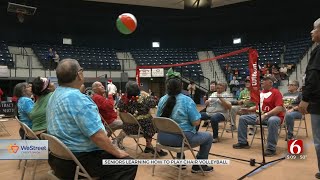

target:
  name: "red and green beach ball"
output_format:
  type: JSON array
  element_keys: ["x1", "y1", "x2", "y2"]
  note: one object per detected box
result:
[{"x1": 116, "y1": 13, "x2": 137, "y2": 35}]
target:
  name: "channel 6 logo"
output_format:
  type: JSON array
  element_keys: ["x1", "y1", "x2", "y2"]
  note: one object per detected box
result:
[{"x1": 288, "y1": 139, "x2": 303, "y2": 154}]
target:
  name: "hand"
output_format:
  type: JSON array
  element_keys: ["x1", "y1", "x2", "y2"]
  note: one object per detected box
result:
[
  {"x1": 298, "y1": 101, "x2": 309, "y2": 115},
  {"x1": 205, "y1": 100, "x2": 210, "y2": 106},
  {"x1": 217, "y1": 94, "x2": 222, "y2": 98},
  {"x1": 287, "y1": 108, "x2": 294, "y2": 113},
  {"x1": 256, "y1": 114, "x2": 267, "y2": 124},
  {"x1": 238, "y1": 100, "x2": 243, "y2": 105},
  {"x1": 115, "y1": 149, "x2": 130, "y2": 158}
]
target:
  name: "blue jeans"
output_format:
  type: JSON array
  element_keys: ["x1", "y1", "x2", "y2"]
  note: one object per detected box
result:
[
  {"x1": 238, "y1": 114, "x2": 280, "y2": 151},
  {"x1": 284, "y1": 111, "x2": 302, "y2": 139},
  {"x1": 157, "y1": 131, "x2": 213, "y2": 159},
  {"x1": 311, "y1": 114, "x2": 320, "y2": 172},
  {"x1": 200, "y1": 112, "x2": 225, "y2": 138}
]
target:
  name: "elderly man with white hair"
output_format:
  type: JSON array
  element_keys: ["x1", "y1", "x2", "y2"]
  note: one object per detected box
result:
[
  {"x1": 299, "y1": 17, "x2": 320, "y2": 179},
  {"x1": 91, "y1": 81, "x2": 126, "y2": 149}
]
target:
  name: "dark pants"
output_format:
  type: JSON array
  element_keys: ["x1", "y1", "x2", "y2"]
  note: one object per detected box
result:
[
  {"x1": 197, "y1": 112, "x2": 225, "y2": 138},
  {"x1": 48, "y1": 150, "x2": 138, "y2": 180}
]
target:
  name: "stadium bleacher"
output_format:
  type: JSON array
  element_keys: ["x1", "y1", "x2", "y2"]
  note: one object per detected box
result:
[{"x1": 0, "y1": 41, "x2": 14, "y2": 68}]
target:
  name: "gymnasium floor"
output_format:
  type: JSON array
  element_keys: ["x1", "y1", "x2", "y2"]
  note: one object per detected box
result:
[{"x1": 0, "y1": 106, "x2": 317, "y2": 180}]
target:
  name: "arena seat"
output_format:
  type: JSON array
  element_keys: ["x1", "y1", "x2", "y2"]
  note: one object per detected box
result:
[{"x1": 32, "y1": 44, "x2": 120, "y2": 70}]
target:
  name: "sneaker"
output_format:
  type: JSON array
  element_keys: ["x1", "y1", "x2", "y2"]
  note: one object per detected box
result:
[
  {"x1": 202, "y1": 122, "x2": 209, "y2": 127},
  {"x1": 212, "y1": 138, "x2": 219, "y2": 143},
  {"x1": 155, "y1": 150, "x2": 168, "y2": 157},
  {"x1": 144, "y1": 147, "x2": 155, "y2": 153},
  {"x1": 264, "y1": 149, "x2": 276, "y2": 157},
  {"x1": 191, "y1": 165, "x2": 214, "y2": 173},
  {"x1": 176, "y1": 165, "x2": 187, "y2": 170},
  {"x1": 315, "y1": 172, "x2": 320, "y2": 179},
  {"x1": 233, "y1": 142, "x2": 250, "y2": 149},
  {"x1": 248, "y1": 128, "x2": 255, "y2": 136}
]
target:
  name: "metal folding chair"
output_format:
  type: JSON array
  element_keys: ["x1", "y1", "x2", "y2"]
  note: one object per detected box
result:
[
  {"x1": 16, "y1": 119, "x2": 40, "y2": 180},
  {"x1": 40, "y1": 133, "x2": 95, "y2": 180},
  {"x1": 119, "y1": 112, "x2": 144, "y2": 157},
  {"x1": 152, "y1": 117, "x2": 205, "y2": 180}
]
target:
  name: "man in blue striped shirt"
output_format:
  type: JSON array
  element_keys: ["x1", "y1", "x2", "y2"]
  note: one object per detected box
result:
[{"x1": 47, "y1": 59, "x2": 137, "y2": 180}]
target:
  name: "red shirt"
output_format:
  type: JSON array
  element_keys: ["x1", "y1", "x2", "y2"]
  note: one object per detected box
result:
[
  {"x1": 258, "y1": 88, "x2": 285, "y2": 123},
  {"x1": 92, "y1": 94, "x2": 117, "y2": 124}
]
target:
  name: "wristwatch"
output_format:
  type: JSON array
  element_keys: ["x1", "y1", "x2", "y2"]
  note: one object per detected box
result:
[{"x1": 264, "y1": 112, "x2": 269, "y2": 117}]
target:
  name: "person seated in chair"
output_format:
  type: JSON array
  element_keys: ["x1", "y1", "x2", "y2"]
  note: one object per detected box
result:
[
  {"x1": 13, "y1": 82, "x2": 34, "y2": 139},
  {"x1": 230, "y1": 80, "x2": 256, "y2": 133},
  {"x1": 201, "y1": 81, "x2": 217, "y2": 127},
  {"x1": 91, "y1": 81, "x2": 126, "y2": 149},
  {"x1": 46, "y1": 59, "x2": 137, "y2": 179},
  {"x1": 118, "y1": 81, "x2": 168, "y2": 156},
  {"x1": 198, "y1": 82, "x2": 232, "y2": 143},
  {"x1": 233, "y1": 76, "x2": 285, "y2": 157},
  {"x1": 157, "y1": 68, "x2": 213, "y2": 173},
  {"x1": 29, "y1": 77, "x2": 55, "y2": 134},
  {"x1": 283, "y1": 80, "x2": 302, "y2": 140}
]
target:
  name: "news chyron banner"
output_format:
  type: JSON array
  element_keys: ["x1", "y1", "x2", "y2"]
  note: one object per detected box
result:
[{"x1": 0, "y1": 140, "x2": 48, "y2": 160}]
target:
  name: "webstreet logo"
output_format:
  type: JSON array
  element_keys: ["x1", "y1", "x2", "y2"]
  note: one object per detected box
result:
[{"x1": 7, "y1": 143, "x2": 19, "y2": 154}]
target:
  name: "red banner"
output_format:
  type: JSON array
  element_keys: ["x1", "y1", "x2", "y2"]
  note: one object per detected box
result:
[{"x1": 248, "y1": 49, "x2": 260, "y2": 104}]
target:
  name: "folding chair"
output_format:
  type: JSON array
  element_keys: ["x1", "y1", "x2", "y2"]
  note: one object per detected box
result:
[
  {"x1": 16, "y1": 120, "x2": 40, "y2": 180},
  {"x1": 205, "y1": 111, "x2": 234, "y2": 139},
  {"x1": 152, "y1": 117, "x2": 205, "y2": 180},
  {"x1": 250, "y1": 118, "x2": 287, "y2": 147},
  {"x1": 0, "y1": 115, "x2": 11, "y2": 136},
  {"x1": 40, "y1": 133, "x2": 95, "y2": 180},
  {"x1": 119, "y1": 112, "x2": 144, "y2": 157},
  {"x1": 294, "y1": 115, "x2": 308, "y2": 138},
  {"x1": 99, "y1": 114, "x2": 117, "y2": 139}
]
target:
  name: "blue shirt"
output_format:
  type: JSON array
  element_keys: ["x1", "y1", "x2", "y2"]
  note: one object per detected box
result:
[
  {"x1": 47, "y1": 86, "x2": 105, "y2": 153},
  {"x1": 157, "y1": 93, "x2": 200, "y2": 133},
  {"x1": 17, "y1": 97, "x2": 34, "y2": 128}
]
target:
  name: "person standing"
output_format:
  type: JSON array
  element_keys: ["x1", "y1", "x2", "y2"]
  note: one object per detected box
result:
[
  {"x1": 187, "y1": 81, "x2": 196, "y2": 101},
  {"x1": 107, "y1": 79, "x2": 117, "y2": 100},
  {"x1": 299, "y1": 17, "x2": 320, "y2": 179}
]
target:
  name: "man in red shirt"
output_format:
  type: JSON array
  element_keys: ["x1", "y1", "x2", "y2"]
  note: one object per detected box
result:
[
  {"x1": 233, "y1": 76, "x2": 285, "y2": 156},
  {"x1": 91, "y1": 81, "x2": 126, "y2": 148}
]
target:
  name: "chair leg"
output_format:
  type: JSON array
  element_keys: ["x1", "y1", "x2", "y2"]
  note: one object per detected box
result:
[
  {"x1": 18, "y1": 159, "x2": 22, "y2": 169},
  {"x1": 152, "y1": 145, "x2": 157, "y2": 176},
  {"x1": 304, "y1": 118, "x2": 308, "y2": 137},
  {"x1": 31, "y1": 160, "x2": 38, "y2": 180},
  {"x1": 220, "y1": 121, "x2": 227, "y2": 139},
  {"x1": 21, "y1": 160, "x2": 27, "y2": 180},
  {"x1": 250, "y1": 127, "x2": 258, "y2": 147},
  {"x1": 74, "y1": 166, "x2": 80, "y2": 180},
  {"x1": 295, "y1": 118, "x2": 303, "y2": 139}
]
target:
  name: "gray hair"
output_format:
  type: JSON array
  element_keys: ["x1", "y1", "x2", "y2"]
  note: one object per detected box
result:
[
  {"x1": 56, "y1": 59, "x2": 81, "y2": 85},
  {"x1": 13, "y1": 82, "x2": 29, "y2": 98},
  {"x1": 314, "y1": 18, "x2": 320, "y2": 28},
  {"x1": 91, "y1": 81, "x2": 100, "y2": 92},
  {"x1": 289, "y1": 80, "x2": 299, "y2": 87}
]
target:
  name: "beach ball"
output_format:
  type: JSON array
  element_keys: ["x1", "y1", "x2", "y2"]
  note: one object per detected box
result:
[{"x1": 116, "y1": 13, "x2": 137, "y2": 35}]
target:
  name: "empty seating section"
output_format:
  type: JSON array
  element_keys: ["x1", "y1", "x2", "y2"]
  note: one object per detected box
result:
[
  {"x1": 214, "y1": 42, "x2": 284, "y2": 80},
  {"x1": 32, "y1": 44, "x2": 121, "y2": 70},
  {"x1": 284, "y1": 37, "x2": 312, "y2": 64},
  {"x1": 0, "y1": 41, "x2": 14, "y2": 68},
  {"x1": 130, "y1": 48, "x2": 203, "y2": 81}
]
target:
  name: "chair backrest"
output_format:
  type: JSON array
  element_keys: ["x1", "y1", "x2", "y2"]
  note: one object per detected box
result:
[
  {"x1": 15, "y1": 117, "x2": 39, "y2": 140},
  {"x1": 152, "y1": 117, "x2": 183, "y2": 135},
  {"x1": 119, "y1": 112, "x2": 140, "y2": 125},
  {"x1": 40, "y1": 133, "x2": 92, "y2": 179}
]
